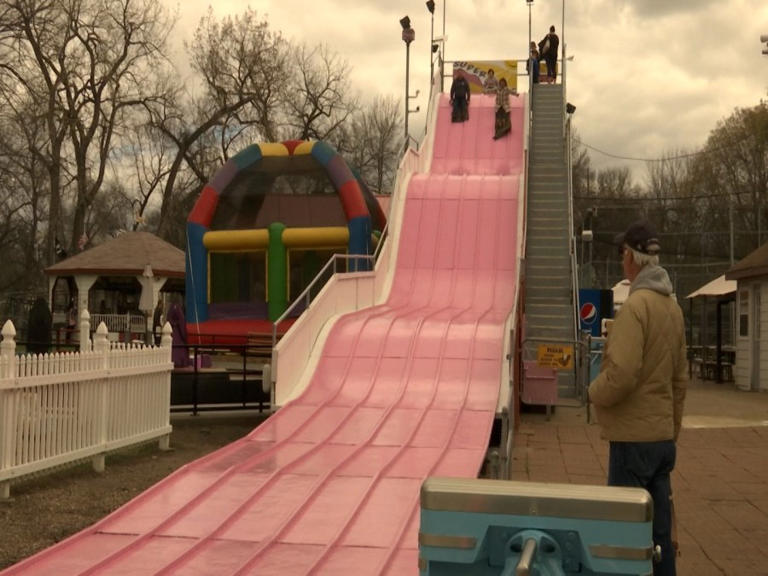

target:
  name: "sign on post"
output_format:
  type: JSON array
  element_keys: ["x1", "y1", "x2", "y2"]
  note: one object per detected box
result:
[{"x1": 537, "y1": 344, "x2": 574, "y2": 370}]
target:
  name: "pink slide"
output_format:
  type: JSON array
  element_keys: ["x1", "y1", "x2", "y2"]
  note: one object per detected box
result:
[{"x1": 3, "y1": 93, "x2": 525, "y2": 575}]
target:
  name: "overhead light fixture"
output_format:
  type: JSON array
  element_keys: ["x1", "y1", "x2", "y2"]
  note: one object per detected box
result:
[
  {"x1": 566, "y1": 102, "x2": 576, "y2": 115},
  {"x1": 432, "y1": 43, "x2": 439, "y2": 53},
  {"x1": 426, "y1": 0, "x2": 435, "y2": 14}
]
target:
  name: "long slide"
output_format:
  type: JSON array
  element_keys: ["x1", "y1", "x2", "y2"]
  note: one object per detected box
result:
[{"x1": 3, "y1": 92, "x2": 526, "y2": 575}]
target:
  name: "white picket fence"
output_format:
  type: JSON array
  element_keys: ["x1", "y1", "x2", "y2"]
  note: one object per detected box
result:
[{"x1": 0, "y1": 312, "x2": 174, "y2": 499}]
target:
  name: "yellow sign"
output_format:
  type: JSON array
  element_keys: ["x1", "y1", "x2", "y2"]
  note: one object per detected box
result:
[
  {"x1": 453, "y1": 60, "x2": 519, "y2": 92},
  {"x1": 537, "y1": 344, "x2": 573, "y2": 370}
]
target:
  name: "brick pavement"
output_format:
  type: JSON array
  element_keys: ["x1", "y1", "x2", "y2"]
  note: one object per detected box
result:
[{"x1": 512, "y1": 408, "x2": 768, "y2": 575}]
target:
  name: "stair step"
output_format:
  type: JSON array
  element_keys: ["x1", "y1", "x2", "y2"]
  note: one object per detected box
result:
[
  {"x1": 526, "y1": 264, "x2": 572, "y2": 274},
  {"x1": 525, "y1": 309, "x2": 573, "y2": 319}
]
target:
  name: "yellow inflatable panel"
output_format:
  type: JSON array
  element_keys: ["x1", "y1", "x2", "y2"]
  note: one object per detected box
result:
[
  {"x1": 203, "y1": 229, "x2": 270, "y2": 250},
  {"x1": 259, "y1": 142, "x2": 289, "y2": 157},
  {"x1": 282, "y1": 226, "x2": 349, "y2": 247},
  {"x1": 293, "y1": 141, "x2": 315, "y2": 155}
]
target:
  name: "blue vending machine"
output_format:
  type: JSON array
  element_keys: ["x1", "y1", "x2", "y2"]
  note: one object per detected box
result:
[{"x1": 578, "y1": 289, "x2": 613, "y2": 337}]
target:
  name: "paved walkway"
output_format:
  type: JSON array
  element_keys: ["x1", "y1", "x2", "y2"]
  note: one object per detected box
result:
[{"x1": 512, "y1": 378, "x2": 768, "y2": 576}]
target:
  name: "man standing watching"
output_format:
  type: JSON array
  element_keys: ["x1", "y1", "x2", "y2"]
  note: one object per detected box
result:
[{"x1": 589, "y1": 219, "x2": 687, "y2": 576}]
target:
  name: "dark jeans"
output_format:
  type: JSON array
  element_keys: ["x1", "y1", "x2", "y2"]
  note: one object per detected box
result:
[
  {"x1": 451, "y1": 98, "x2": 468, "y2": 122},
  {"x1": 608, "y1": 440, "x2": 676, "y2": 576},
  {"x1": 545, "y1": 56, "x2": 557, "y2": 81}
]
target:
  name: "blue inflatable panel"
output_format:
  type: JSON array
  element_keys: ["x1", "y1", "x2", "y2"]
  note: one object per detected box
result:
[
  {"x1": 347, "y1": 216, "x2": 372, "y2": 271},
  {"x1": 310, "y1": 140, "x2": 335, "y2": 166},
  {"x1": 232, "y1": 144, "x2": 262, "y2": 170},
  {"x1": 185, "y1": 222, "x2": 209, "y2": 323}
]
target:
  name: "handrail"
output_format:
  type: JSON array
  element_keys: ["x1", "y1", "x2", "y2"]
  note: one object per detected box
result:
[
  {"x1": 566, "y1": 115, "x2": 580, "y2": 348},
  {"x1": 271, "y1": 253, "x2": 375, "y2": 348},
  {"x1": 405, "y1": 134, "x2": 421, "y2": 152},
  {"x1": 373, "y1": 221, "x2": 389, "y2": 262}
]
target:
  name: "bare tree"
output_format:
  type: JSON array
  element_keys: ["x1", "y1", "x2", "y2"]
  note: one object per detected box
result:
[
  {"x1": 346, "y1": 95, "x2": 402, "y2": 193},
  {"x1": 694, "y1": 100, "x2": 768, "y2": 257},
  {"x1": 148, "y1": 8, "x2": 289, "y2": 238},
  {"x1": 0, "y1": 0, "x2": 173, "y2": 261},
  {"x1": 282, "y1": 43, "x2": 359, "y2": 143}
]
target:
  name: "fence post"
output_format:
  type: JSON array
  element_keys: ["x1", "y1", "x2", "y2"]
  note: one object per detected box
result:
[
  {"x1": 158, "y1": 322, "x2": 172, "y2": 451},
  {"x1": 1, "y1": 320, "x2": 16, "y2": 379},
  {"x1": 79, "y1": 309, "x2": 92, "y2": 353},
  {"x1": 92, "y1": 322, "x2": 110, "y2": 473},
  {"x1": 0, "y1": 321, "x2": 17, "y2": 499},
  {"x1": 161, "y1": 321, "x2": 172, "y2": 353}
]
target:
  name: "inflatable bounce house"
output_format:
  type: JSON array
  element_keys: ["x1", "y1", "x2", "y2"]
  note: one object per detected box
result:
[{"x1": 185, "y1": 140, "x2": 387, "y2": 344}]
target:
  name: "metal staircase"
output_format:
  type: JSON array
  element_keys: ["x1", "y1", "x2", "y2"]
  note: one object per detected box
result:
[{"x1": 523, "y1": 83, "x2": 578, "y2": 400}]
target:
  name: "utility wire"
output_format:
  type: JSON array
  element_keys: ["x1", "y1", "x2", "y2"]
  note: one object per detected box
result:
[
  {"x1": 573, "y1": 189, "x2": 757, "y2": 202},
  {"x1": 572, "y1": 134, "x2": 755, "y2": 163}
]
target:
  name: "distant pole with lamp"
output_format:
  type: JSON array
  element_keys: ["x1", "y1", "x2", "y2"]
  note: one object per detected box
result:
[
  {"x1": 526, "y1": 0, "x2": 533, "y2": 52},
  {"x1": 426, "y1": 1, "x2": 436, "y2": 84},
  {"x1": 442, "y1": 1, "x2": 446, "y2": 63},
  {"x1": 400, "y1": 16, "x2": 416, "y2": 147}
]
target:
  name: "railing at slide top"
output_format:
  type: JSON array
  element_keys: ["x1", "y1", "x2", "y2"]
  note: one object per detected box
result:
[
  {"x1": 0, "y1": 316, "x2": 173, "y2": 499},
  {"x1": 271, "y1": 224, "x2": 389, "y2": 350}
]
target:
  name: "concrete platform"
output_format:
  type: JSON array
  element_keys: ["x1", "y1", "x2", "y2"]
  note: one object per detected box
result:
[{"x1": 513, "y1": 378, "x2": 768, "y2": 575}]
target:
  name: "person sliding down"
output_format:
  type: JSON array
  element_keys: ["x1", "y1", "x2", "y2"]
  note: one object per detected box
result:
[
  {"x1": 493, "y1": 78, "x2": 518, "y2": 139},
  {"x1": 449, "y1": 69, "x2": 470, "y2": 122}
]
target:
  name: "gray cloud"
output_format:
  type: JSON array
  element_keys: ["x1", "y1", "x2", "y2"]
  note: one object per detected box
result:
[{"x1": 169, "y1": 0, "x2": 768, "y2": 181}]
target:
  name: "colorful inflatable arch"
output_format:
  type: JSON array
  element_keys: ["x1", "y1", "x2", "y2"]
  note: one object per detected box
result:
[{"x1": 185, "y1": 140, "x2": 386, "y2": 343}]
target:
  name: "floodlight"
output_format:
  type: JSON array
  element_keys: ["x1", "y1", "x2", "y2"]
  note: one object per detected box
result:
[
  {"x1": 400, "y1": 16, "x2": 411, "y2": 30},
  {"x1": 426, "y1": 1, "x2": 435, "y2": 14}
]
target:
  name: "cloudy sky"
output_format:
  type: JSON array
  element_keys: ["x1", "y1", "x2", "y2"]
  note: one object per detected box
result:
[{"x1": 167, "y1": 0, "x2": 768, "y2": 182}]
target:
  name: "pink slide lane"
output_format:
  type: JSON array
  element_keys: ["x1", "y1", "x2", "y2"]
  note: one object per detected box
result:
[{"x1": 2, "y1": 93, "x2": 525, "y2": 575}]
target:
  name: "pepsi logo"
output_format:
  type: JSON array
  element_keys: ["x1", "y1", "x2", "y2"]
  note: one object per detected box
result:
[{"x1": 580, "y1": 302, "x2": 597, "y2": 325}]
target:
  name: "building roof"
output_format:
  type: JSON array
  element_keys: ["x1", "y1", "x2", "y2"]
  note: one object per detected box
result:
[
  {"x1": 725, "y1": 241, "x2": 768, "y2": 281},
  {"x1": 45, "y1": 232, "x2": 185, "y2": 278},
  {"x1": 686, "y1": 274, "x2": 737, "y2": 299}
]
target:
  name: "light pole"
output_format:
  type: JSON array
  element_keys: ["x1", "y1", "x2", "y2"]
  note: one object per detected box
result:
[
  {"x1": 442, "y1": 1, "x2": 446, "y2": 64},
  {"x1": 401, "y1": 16, "x2": 415, "y2": 146},
  {"x1": 561, "y1": 0, "x2": 566, "y2": 87},
  {"x1": 762, "y1": 34, "x2": 768, "y2": 55},
  {"x1": 526, "y1": 0, "x2": 533, "y2": 53},
  {"x1": 426, "y1": 1, "x2": 435, "y2": 83}
]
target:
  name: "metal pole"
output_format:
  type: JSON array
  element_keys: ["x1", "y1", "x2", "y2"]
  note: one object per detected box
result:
[
  {"x1": 528, "y1": 3, "x2": 531, "y2": 53},
  {"x1": 729, "y1": 192, "x2": 735, "y2": 266},
  {"x1": 405, "y1": 41, "x2": 410, "y2": 145},
  {"x1": 561, "y1": 0, "x2": 566, "y2": 86},
  {"x1": 430, "y1": 11, "x2": 434, "y2": 84},
  {"x1": 442, "y1": 0, "x2": 446, "y2": 63}
]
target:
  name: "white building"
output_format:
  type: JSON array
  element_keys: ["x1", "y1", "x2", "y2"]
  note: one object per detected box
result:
[{"x1": 725, "y1": 242, "x2": 768, "y2": 392}]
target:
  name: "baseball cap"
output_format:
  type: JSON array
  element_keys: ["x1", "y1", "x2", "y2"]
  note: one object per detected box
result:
[{"x1": 614, "y1": 219, "x2": 661, "y2": 255}]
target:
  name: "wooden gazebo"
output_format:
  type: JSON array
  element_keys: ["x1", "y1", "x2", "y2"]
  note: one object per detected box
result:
[{"x1": 45, "y1": 232, "x2": 185, "y2": 337}]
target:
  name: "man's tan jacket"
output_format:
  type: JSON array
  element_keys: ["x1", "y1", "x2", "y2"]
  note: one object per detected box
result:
[{"x1": 589, "y1": 265, "x2": 688, "y2": 442}]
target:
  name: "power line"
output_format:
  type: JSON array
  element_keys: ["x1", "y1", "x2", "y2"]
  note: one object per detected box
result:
[
  {"x1": 573, "y1": 135, "x2": 749, "y2": 163},
  {"x1": 574, "y1": 188, "x2": 757, "y2": 202}
]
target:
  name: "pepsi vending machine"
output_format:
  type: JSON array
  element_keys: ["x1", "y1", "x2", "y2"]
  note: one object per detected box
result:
[{"x1": 578, "y1": 289, "x2": 613, "y2": 337}]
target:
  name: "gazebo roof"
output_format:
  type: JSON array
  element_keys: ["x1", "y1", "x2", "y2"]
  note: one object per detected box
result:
[{"x1": 45, "y1": 231, "x2": 185, "y2": 278}]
